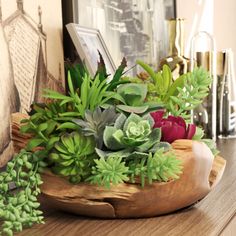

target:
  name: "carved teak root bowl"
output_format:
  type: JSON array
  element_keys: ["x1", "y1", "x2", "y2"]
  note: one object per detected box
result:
[{"x1": 40, "y1": 140, "x2": 226, "y2": 218}]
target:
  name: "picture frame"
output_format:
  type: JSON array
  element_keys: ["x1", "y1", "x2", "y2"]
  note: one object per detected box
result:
[
  {"x1": 66, "y1": 23, "x2": 116, "y2": 76},
  {"x1": 64, "y1": 0, "x2": 176, "y2": 76}
]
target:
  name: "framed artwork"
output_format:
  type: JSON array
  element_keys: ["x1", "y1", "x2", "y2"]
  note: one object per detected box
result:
[
  {"x1": 66, "y1": 23, "x2": 116, "y2": 76},
  {"x1": 0, "y1": 0, "x2": 65, "y2": 167},
  {"x1": 70, "y1": 0, "x2": 176, "y2": 75}
]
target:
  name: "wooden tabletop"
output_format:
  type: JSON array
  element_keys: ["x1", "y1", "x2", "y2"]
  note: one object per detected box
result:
[{"x1": 16, "y1": 139, "x2": 236, "y2": 236}]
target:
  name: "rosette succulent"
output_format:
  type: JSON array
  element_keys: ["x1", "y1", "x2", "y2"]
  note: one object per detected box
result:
[
  {"x1": 97, "y1": 113, "x2": 171, "y2": 159},
  {"x1": 151, "y1": 110, "x2": 196, "y2": 143},
  {"x1": 123, "y1": 119, "x2": 151, "y2": 146},
  {"x1": 73, "y1": 107, "x2": 119, "y2": 148},
  {"x1": 49, "y1": 132, "x2": 96, "y2": 183}
]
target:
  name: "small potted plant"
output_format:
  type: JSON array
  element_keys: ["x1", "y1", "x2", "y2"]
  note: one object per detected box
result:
[{"x1": 1, "y1": 58, "x2": 226, "y2": 235}]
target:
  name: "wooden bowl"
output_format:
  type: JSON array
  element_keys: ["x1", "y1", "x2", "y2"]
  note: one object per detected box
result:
[{"x1": 40, "y1": 140, "x2": 226, "y2": 218}]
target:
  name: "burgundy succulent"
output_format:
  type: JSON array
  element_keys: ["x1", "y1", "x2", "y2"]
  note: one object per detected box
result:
[{"x1": 150, "y1": 111, "x2": 196, "y2": 143}]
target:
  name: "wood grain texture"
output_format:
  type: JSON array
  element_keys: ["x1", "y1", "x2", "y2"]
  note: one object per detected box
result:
[
  {"x1": 220, "y1": 214, "x2": 236, "y2": 236},
  {"x1": 40, "y1": 140, "x2": 225, "y2": 218}
]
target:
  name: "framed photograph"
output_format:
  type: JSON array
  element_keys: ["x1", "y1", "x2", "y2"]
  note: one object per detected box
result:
[
  {"x1": 66, "y1": 23, "x2": 116, "y2": 76},
  {"x1": 67, "y1": 0, "x2": 176, "y2": 76}
]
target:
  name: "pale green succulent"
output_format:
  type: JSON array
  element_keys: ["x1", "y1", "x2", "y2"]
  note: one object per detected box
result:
[
  {"x1": 96, "y1": 113, "x2": 171, "y2": 160},
  {"x1": 116, "y1": 83, "x2": 163, "y2": 114},
  {"x1": 124, "y1": 120, "x2": 151, "y2": 145}
]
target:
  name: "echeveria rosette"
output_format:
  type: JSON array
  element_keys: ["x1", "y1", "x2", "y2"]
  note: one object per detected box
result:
[
  {"x1": 151, "y1": 111, "x2": 196, "y2": 143},
  {"x1": 97, "y1": 113, "x2": 171, "y2": 161},
  {"x1": 123, "y1": 120, "x2": 151, "y2": 146}
]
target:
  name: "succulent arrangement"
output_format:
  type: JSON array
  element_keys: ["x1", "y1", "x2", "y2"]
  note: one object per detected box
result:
[{"x1": 0, "y1": 57, "x2": 218, "y2": 235}]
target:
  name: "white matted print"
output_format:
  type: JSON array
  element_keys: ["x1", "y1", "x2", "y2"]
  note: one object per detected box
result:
[{"x1": 66, "y1": 23, "x2": 116, "y2": 76}]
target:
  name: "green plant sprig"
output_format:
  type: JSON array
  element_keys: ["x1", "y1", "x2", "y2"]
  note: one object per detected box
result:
[
  {"x1": 88, "y1": 156, "x2": 129, "y2": 189},
  {"x1": 128, "y1": 149, "x2": 182, "y2": 187},
  {"x1": 0, "y1": 150, "x2": 46, "y2": 236},
  {"x1": 167, "y1": 67, "x2": 212, "y2": 119},
  {"x1": 44, "y1": 73, "x2": 125, "y2": 119},
  {"x1": 192, "y1": 127, "x2": 220, "y2": 156},
  {"x1": 136, "y1": 60, "x2": 212, "y2": 119},
  {"x1": 89, "y1": 148, "x2": 182, "y2": 188}
]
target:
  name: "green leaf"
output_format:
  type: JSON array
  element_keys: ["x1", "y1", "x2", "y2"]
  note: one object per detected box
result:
[
  {"x1": 162, "y1": 64, "x2": 171, "y2": 91},
  {"x1": 57, "y1": 122, "x2": 79, "y2": 130},
  {"x1": 135, "y1": 128, "x2": 161, "y2": 152},
  {"x1": 26, "y1": 139, "x2": 45, "y2": 150},
  {"x1": 43, "y1": 89, "x2": 69, "y2": 100},
  {"x1": 117, "y1": 83, "x2": 147, "y2": 106},
  {"x1": 103, "y1": 126, "x2": 125, "y2": 150},
  {"x1": 114, "y1": 113, "x2": 127, "y2": 129},
  {"x1": 80, "y1": 74, "x2": 89, "y2": 108},
  {"x1": 164, "y1": 74, "x2": 185, "y2": 101},
  {"x1": 38, "y1": 123, "x2": 48, "y2": 132},
  {"x1": 117, "y1": 104, "x2": 149, "y2": 114},
  {"x1": 192, "y1": 127, "x2": 205, "y2": 140},
  {"x1": 136, "y1": 60, "x2": 156, "y2": 80}
]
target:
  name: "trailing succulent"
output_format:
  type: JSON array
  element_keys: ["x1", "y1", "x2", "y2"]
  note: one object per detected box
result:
[{"x1": 0, "y1": 150, "x2": 46, "y2": 236}]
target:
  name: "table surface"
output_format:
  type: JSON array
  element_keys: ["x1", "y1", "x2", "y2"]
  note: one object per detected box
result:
[{"x1": 16, "y1": 139, "x2": 236, "y2": 236}]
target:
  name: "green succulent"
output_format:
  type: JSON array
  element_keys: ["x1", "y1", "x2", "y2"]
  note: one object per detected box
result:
[
  {"x1": 116, "y1": 83, "x2": 163, "y2": 114},
  {"x1": 128, "y1": 149, "x2": 183, "y2": 187},
  {"x1": 103, "y1": 113, "x2": 163, "y2": 152},
  {"x1": 124, "y1": 120, "x2": 151, "y2": 145},
  {"x1": 88, "y1": 155, "x2": 129, "y2": 188},
  {"x1": 136, "y1": 60, "x2": 212, "y2": 119},
  {"x1": 49, "y1": 132, "x2": 96, "y2": 183},
  {"x1": 73, "y1": 107, "x2": 119, "y2": 148},
  {"x1": 44, "y1": 72, "x2": 125, "y2": 119}
]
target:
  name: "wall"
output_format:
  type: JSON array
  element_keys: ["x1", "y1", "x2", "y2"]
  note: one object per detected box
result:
[
  {"x1": 176, "y1": 0, "x2": 236, "y2": 64},
  {"x1": 176, "y1": 0, "x2": 214, "y2": 57},
  {"x1": 213, "y1": 0, "x2": 236, "y2": 53}
]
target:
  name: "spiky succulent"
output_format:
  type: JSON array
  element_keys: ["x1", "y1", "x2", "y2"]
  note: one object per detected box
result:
[
  {"x1": 88, "y1": 155, "x2": 129, "y2": 188},
  {"x1": 49, "y1": 132, "x2": 96, "y2": 183},
  {"x1": 73, "y1": 107, "x2": 119, "y2": 148}
]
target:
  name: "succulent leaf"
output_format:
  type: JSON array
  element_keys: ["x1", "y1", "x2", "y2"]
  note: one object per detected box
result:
[
  {"x1": 114, "y1": 113, "x2": 127, "y2": 129},
  {"x1": 116, "y1": 104, "x2": 149, "y2": 114},
  {"x1": 50, "y1": 132, "x2": 96, "y2": 181},
  {"x1": 117, "y1": 83, "x2": 147, "y2": 106},
  {"x1": 73, "y1": 107, "x2": 119, "y2": 148},
  {"x1": 103, "y1": 126, "x2": 125, "y2": 150}
]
